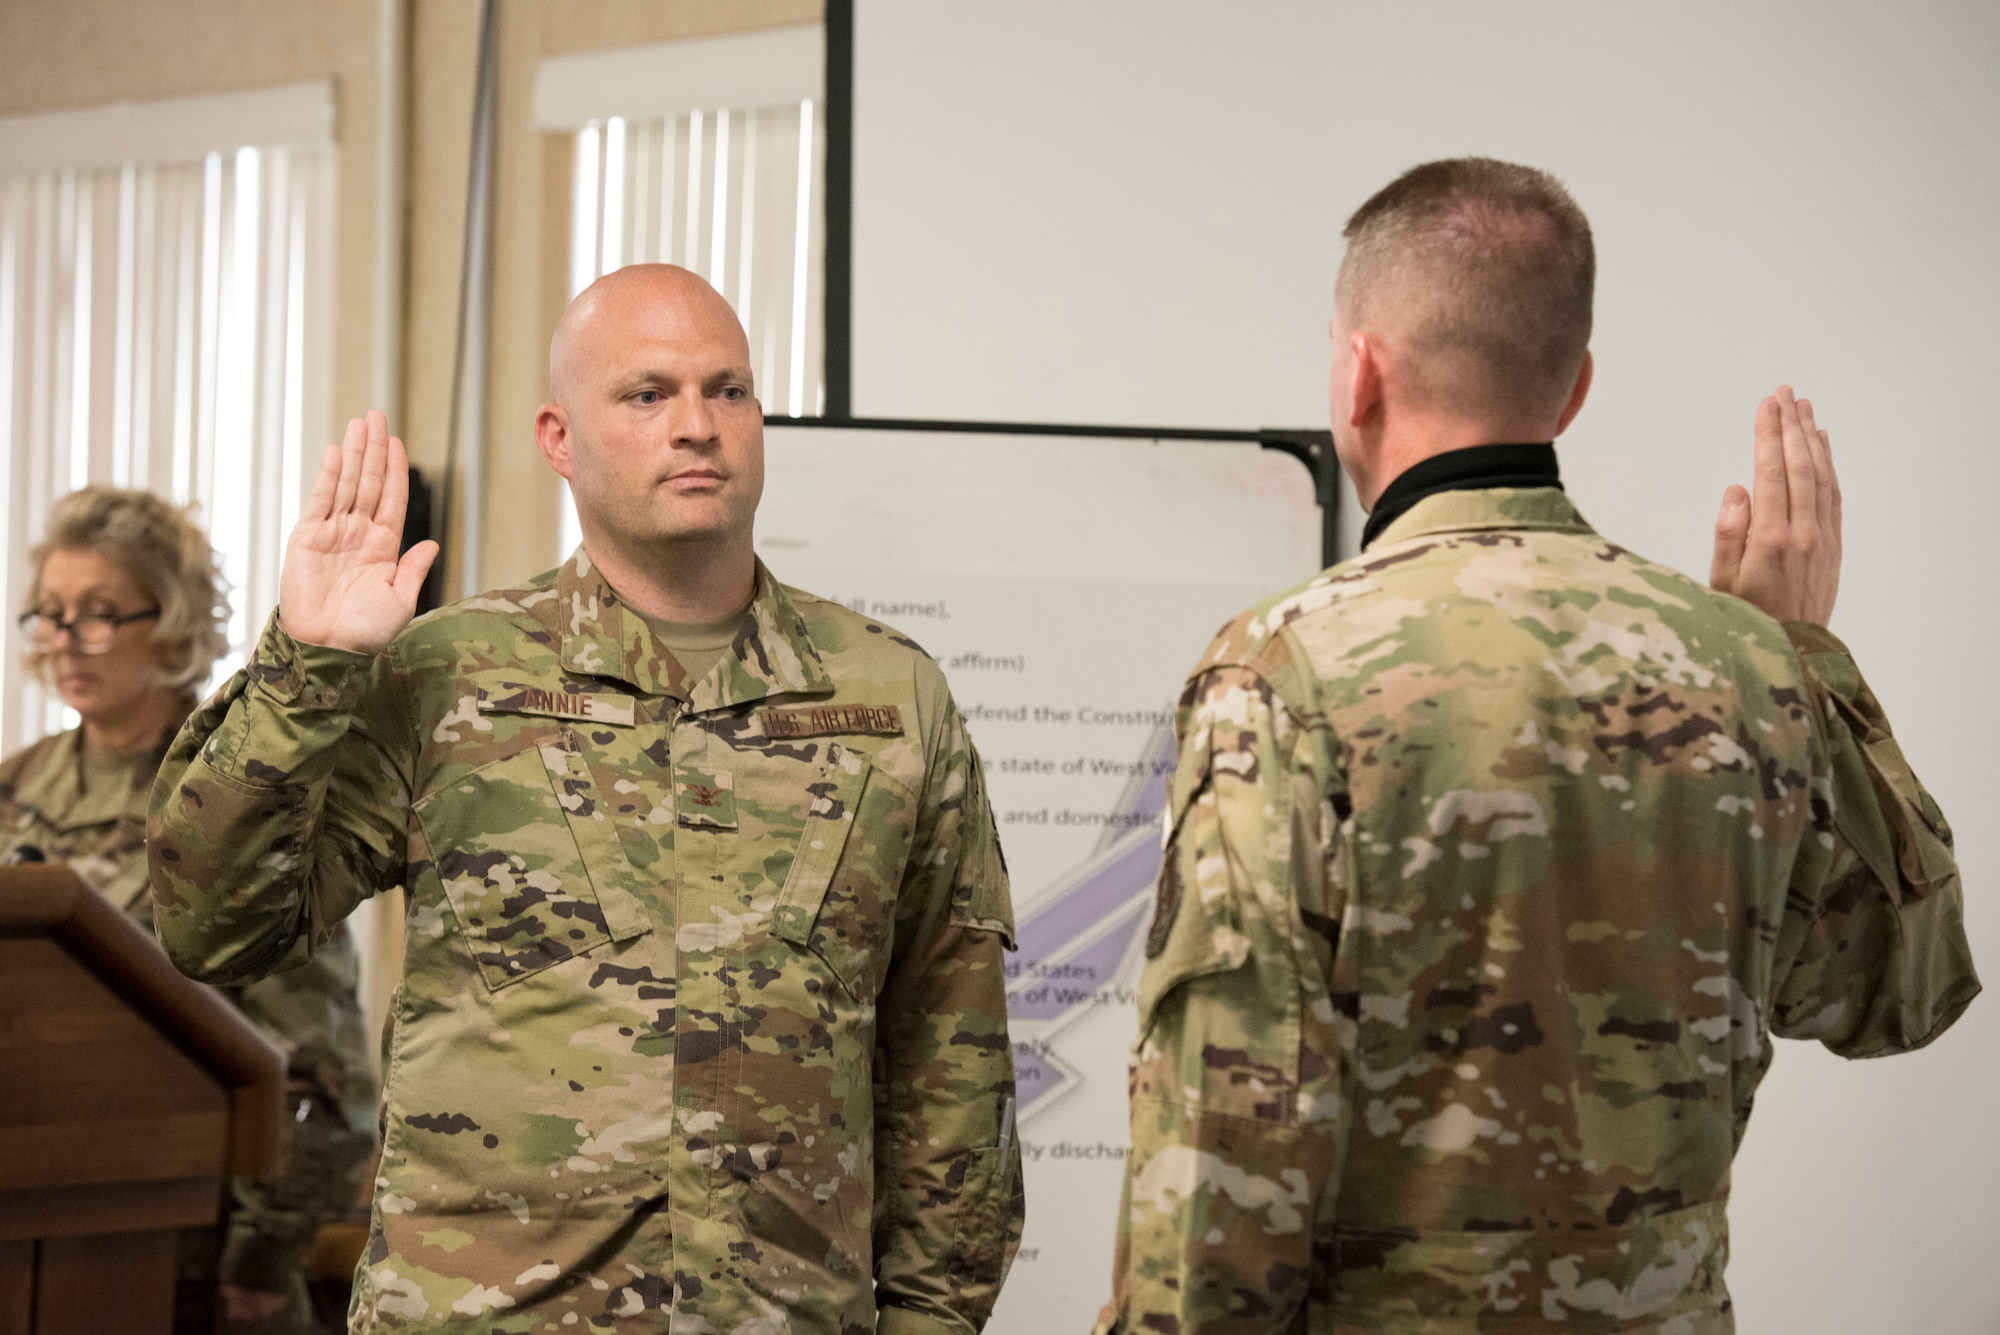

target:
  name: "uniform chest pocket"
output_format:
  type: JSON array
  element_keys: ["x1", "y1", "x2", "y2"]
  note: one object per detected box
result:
[
  {"x1": 416, "y1": 732, "x2": 651, "y2": 992},
  {"x1": 770, "y1": 745, "x2": 913, "y2": 1002}
]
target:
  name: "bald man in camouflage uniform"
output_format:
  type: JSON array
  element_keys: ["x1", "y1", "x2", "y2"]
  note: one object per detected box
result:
[
  {"x1": 152, "y1": 265, "x2": 1021, "y2": 1334},
  {"x1": 1097, "y1": 158, "x2": 1977, "y2": 1334}
]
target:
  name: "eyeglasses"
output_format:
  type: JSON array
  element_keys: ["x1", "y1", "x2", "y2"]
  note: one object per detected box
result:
[{"x1": 17, "y1": 606, "x2": 161, "y2": 654}]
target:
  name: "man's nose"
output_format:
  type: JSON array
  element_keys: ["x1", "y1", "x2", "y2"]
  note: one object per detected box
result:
[{"x1": 670, "y1": 388, "x2": 718, "y2": 444}]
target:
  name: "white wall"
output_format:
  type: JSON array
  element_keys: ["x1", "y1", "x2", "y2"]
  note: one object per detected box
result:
[{"x1": 853, "y1": 3, "x2": 2000, "y2": 1331}]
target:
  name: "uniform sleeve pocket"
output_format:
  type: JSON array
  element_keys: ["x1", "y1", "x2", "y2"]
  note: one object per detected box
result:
[
  {"x1": 1800, "y1": 643, "x2": 1958, "y2": 902},
  {"x1": 1861, "y1": 733, "x2": 1957, "y2": 897},
  {"x1": 1130, "y1": 804, "x2": 1285, "y2": 1126},
  {"x1": 1824, "y1": 687, "x2": 1959, "y2": 901},
  {"x1": 415, "y1": 733, "x2": 648, "y2": 993},
  {"x1": 1134, "y1": 847, "x2": 1251, "y2": 1046},
  {"x1": 949, "y1": 740, "x2": 1015, "y2": 945},
  {"x1": 1134, "y1": 741, "x2": 1251, "y2": 1044},
  {"x1": 773, "y1": 745, "x2": 893, "y2": 999}
]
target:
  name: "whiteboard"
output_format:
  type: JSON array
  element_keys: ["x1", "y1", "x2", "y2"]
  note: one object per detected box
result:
[{"x1": 756, "y1": 424, "x2": 1321, "y2": 1330}]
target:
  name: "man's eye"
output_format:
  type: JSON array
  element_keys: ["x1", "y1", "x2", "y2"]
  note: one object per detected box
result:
[
  {"x1": 634, "y1": 390, "x2": 661, "y2": 405},
  {"x1": 720, "y1": 386, "x2": 746, "y2": 402}
]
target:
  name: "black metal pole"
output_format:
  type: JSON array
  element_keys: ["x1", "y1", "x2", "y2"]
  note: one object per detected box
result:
[
  {"x1": 1318, "y1": 433, "x2": 1343, "y2": 568},
  {"x1": 822, "y1": 0, "x2": 855, "y2": 421}
]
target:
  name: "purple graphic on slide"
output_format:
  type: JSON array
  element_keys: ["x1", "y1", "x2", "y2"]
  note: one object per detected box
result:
[{"x1": 1006, "y1": 725, "x2": 1176, "y2": 1120}]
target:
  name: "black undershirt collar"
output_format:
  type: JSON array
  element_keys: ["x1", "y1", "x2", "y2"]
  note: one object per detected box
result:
[{"x1": 1361, "y1": 442, "x2": 1562, "y2": 549}]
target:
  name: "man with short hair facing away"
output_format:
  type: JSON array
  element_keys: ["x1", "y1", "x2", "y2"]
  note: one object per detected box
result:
[
  {"x1": 1096, "y1": 158, "x2": 1976, "y2": 1334},
  {"x1": 150, "y1": 265, "x2": 1023, "y2": 1334}
]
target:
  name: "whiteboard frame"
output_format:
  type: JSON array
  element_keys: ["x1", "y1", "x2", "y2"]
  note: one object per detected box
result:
[{"x1": 762, "y1": 412, "x2": 1345, "y2": 567}]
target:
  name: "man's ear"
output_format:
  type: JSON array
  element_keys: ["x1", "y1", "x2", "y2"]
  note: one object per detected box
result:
[
  {"x1": 1348, "y1": 330, "x2": 1383, "y2": 429},
  {"x1": 1554, "y1": 351, "x2": 1594, "y2": 436},
  {"x1": 534, "y1": 403, "x2": 574, "y2": 481}
]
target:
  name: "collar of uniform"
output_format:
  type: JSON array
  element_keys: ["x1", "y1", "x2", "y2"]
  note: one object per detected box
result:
[
  {"x1": 554, "y1": 547, "x2": 832, "y2": 708},
  {"x1": 686, "y1": 564, "x2": 832, "y2": 713},
  {"x1": 1368, "y1": 486, "x2": 1594, "y2": 550},
  {"x1": 555, "y1": 546, "x2": 678, "y2": 695}
]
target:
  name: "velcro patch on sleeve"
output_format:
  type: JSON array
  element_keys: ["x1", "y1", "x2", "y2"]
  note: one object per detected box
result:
[
  {"x1": 477, "y1": 686, "x2": 637, "y2": 726},
  {"x1": 761, "y1": 703, "x2": 904, "y2": 739}
]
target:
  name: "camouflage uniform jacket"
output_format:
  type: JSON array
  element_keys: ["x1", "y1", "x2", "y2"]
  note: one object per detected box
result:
[
  {"x1": 150, "y1": 550, "x2": 1024, "y2": 1335},
  {"x1": 1098, "y1": 488, "x2": 1977, "y2": 1335},
  {"x1": 0, "y1": 724, "x2": 376, "y2": 1298}
]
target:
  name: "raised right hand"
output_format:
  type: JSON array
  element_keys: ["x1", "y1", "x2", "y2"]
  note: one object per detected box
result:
[
  {"x1": 278, "y1": 409, "x2": 439, "y2": 654},
  {"x1": 1709, "y1": 386, "x2": 1842, "y2": 628}
]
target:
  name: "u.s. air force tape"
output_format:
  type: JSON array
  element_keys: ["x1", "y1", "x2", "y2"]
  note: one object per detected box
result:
[
  {"x1": 761, "y1": 703, "x2": 904, "y2": 739},
  {"x1": 477, "y1": 686, "x2": 637, "y2": 726}
]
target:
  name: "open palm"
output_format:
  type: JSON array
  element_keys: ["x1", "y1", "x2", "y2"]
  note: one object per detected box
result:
[
  {"x1": 279, "y1": 409, "x2": 439, "y2": 654},
  {"x1": 1709, "y1": 387, "x2": 1842, "y2": 629}
]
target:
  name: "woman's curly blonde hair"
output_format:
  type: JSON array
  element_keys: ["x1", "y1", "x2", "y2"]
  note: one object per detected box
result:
[{"x1": 27, "y1": 486, "x2": 232, "y2": 692}]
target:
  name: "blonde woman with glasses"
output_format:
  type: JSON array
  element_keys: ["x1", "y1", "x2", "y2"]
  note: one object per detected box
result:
[{"x1": 0, "y1": 486, "x2": 376, "y2": 1335}]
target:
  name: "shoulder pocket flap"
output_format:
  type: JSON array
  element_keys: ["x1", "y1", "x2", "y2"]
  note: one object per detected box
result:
[
  {"x1": 537, "y1": 738, "x2": 652, "y2": 941},
  {"x1": 773, "y1": 747, "x2": 872, "y2": 946}
]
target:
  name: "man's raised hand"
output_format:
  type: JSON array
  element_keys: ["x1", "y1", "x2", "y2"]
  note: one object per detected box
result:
[
  {"x1": 278, "y1": 410, "x2": 439, "y2": 654},
  {"x1": 1710, "y1": 386, "x2": 1842, "y2": 628}
]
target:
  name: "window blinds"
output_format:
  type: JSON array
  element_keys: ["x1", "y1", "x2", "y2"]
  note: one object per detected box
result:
[{"x1": 0, "y1": 86, "x2": 333, "y2": 751}]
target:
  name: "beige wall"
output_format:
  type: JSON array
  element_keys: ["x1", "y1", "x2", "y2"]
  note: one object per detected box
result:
[
  {"x1": 1, "y1": 0, "x2": 821, "y2": 1053},
  {"x1": 0, "y1": 0, "x2": 385, "y2": 459}
]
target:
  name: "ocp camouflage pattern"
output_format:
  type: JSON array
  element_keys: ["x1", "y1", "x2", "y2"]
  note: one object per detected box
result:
[
  {"x1": 0, "y1": 724, "x2": 375, "y2": 1326},
  {"x1": 150, "y1": 549, "x2": 1022, "y2": 1334},
  {"x1": 1096, "y1": 488, "x2": 1977, "y2": 1334}
]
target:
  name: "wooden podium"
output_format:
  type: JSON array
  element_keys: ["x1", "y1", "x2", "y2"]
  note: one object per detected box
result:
[{"x1": 0, "y1": 867, "x2": 284, "y2": 1335}]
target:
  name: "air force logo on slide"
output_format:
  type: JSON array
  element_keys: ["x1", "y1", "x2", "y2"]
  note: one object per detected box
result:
[{"x1": 1006, "y1": 725, "x2": 1176, "y2": 1120}]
